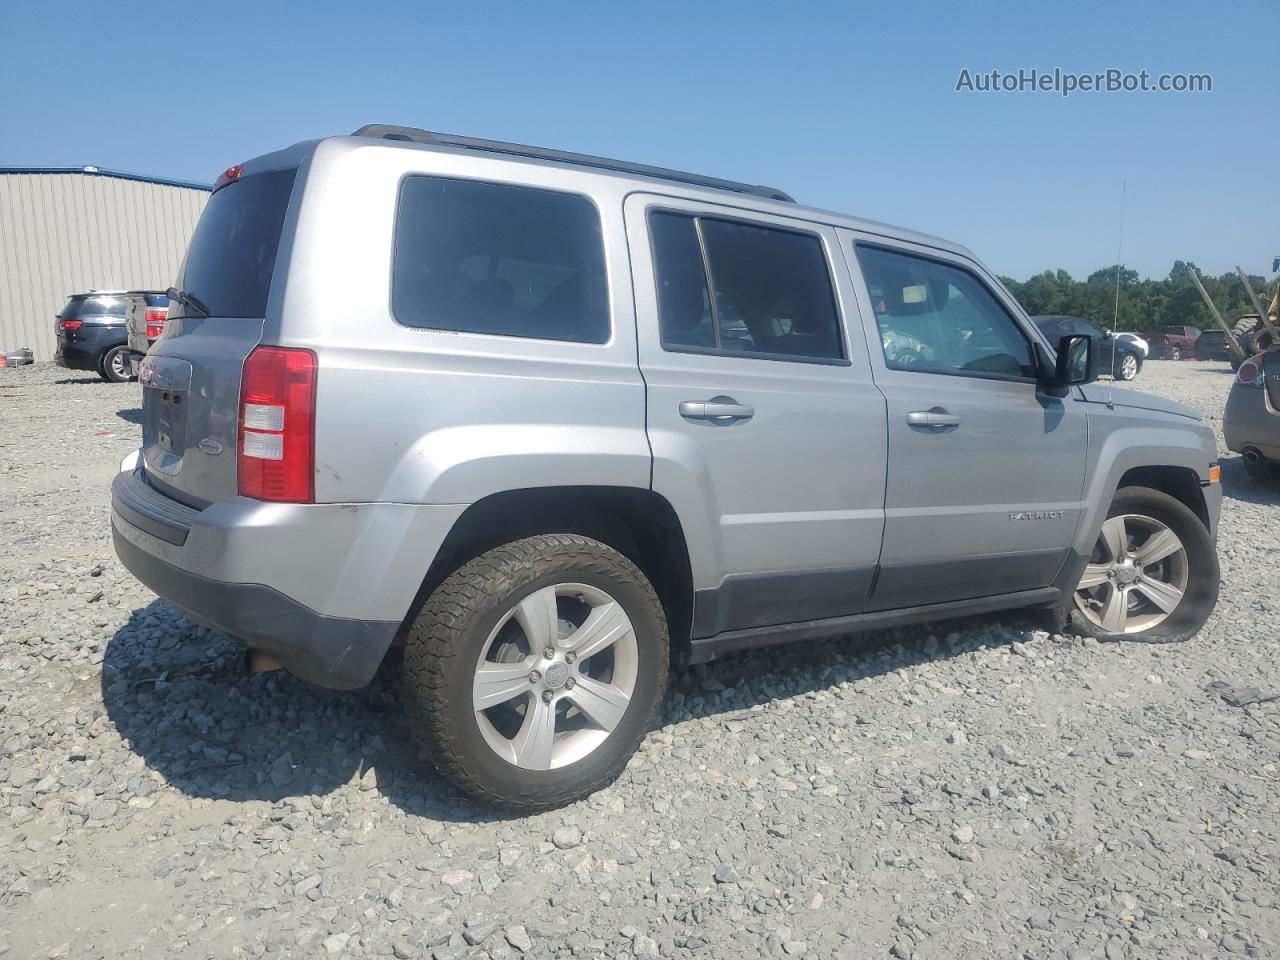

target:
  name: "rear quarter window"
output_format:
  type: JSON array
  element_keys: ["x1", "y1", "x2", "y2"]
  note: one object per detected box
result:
[
  {"x1": 176, "y1": 168, "x2": 296, "y2": 318},
  {"x1": 392, "y1": 176, "x2": 609, "y2": 344}
]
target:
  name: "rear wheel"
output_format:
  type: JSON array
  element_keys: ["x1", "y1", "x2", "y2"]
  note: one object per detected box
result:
[
  {"x1": 1071, "y1": 487, "x2": 1218, "y2": 640},
  {"x1": 99, "y1": 345, "x2": 133, "y2": 383},
  {"x1": 1117, "y1": 353, "x2": 1140, "y2": 381},
  {"x1": 401, "y1": 534, "x2": 668, "y2": 810},
  {"x1": 1168, "y1": 345, "x2": 1182, "y2": 361}
]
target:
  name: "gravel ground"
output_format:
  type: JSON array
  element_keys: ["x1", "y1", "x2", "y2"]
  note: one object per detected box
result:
[{"x1": 2, "y1": 359, "x2": 1278, "y2": 960}]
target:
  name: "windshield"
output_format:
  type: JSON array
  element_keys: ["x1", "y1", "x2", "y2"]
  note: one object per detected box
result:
[{"x1": 175, "y1": 168, "x2": 296, "y2": 318}]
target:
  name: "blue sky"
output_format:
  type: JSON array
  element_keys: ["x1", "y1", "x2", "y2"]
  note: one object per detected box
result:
[{"x1": 2, "y1": 0, "x2": 1274, "y2": 281}]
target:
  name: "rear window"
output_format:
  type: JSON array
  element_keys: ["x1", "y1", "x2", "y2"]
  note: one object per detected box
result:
[
  {"x1": 175, "y1": 169, "x2": 296, "y2": 318},
  {"x1": 62, "y1": 296, "x2": 125, "y2": 320},
  {"x1": 144, "y1": 293, "x2": 169, "y2": 307},
  {"x1": 392, "y1": 176, "x2": 609, "y2": 344}
]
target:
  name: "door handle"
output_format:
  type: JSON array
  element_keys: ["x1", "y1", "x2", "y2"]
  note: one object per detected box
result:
[
  {"x1": 680, "y1": 399, "x2": 755, "y2": 421},
  {"x1": 906, "y1": 410, "x2": 961, "y2": 428}
]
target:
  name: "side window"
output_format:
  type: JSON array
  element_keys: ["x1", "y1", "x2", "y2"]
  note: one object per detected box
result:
[
  {"x1": 393, "y1": 177, "x2": 609, "y2": 344},
  {"x1": 855, "y1": 245, "x2": 1036, "y2": 379},
  {"x1": 650, "y1": 213, "x2": 714, "y2": 348},
  {"x1": 649, "y1": 211, "x2": 844, "y2": 362}
]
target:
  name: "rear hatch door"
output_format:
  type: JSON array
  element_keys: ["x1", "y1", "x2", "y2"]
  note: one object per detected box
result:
[{"x1": 141, "y1": 167, "x2": 297, "y2": 507}]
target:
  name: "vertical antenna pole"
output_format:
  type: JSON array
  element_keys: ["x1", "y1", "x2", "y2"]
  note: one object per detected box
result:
[{"x1": 1112, "y1": 179, "x2": 1126, "y2": 334}]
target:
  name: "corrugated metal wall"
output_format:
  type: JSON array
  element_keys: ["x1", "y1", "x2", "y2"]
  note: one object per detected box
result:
[{"x1": 0, "y1": 172, "x2": 208, "y2": 361}]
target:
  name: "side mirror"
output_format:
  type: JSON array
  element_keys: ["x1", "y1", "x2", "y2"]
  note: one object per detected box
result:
[{"x1": 1038, "y1": 334, "x2": 1097, "y2": 395}]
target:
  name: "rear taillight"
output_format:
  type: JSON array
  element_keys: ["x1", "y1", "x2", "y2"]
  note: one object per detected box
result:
[
  {"x1": 58, "y1": 318, "x2": 82, "y2": 331},
  {"x1": 1236, "y1": 354, "x2": 1265, "y2": 388},
  {"x1": 144, "y1": 307, "x2": 167, "y2": 339},
  {"x1": 238, "y1": 346, "x2": 317, "y2": 502}
]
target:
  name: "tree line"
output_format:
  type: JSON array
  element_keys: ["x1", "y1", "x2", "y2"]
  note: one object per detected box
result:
[{"x1": 998, "y1": 262, "x2": 1272, "y2": 333}]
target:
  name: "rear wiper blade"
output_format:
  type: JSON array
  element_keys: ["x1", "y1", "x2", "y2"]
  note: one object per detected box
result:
[{"x1": 166, "y1": 286, "x2": 210, "y2": 317}]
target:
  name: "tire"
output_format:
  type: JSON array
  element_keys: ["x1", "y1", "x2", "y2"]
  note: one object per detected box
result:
[
  {"x1": 1069, "y1": 486, "x2": 1218, "y2": 641},
  {"x1": 401, "y1": 534, "x2": 668, "y2": 810},
  {"x1": 1232, "y1": 315, "x2": 1271, "y2": 355},
  {"x1": 1116, "y1": 352, "x2": 1140, "y2": 381},
  {"x1": 99, "y1": 345, "x2": 133, "y2": 383},
  {"x1": 1168, "y1": 345, "x2": 1182, "y2": 361}
]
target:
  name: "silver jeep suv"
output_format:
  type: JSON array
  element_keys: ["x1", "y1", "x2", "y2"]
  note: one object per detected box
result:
[{"x1": 112, "y1": 125, "x2": 1222, "y2": 809}]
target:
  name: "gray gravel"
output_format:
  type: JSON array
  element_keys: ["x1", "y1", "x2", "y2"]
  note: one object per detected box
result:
[{"x1": 2, "y1": 359, "x2": 1278, "y2": 959}]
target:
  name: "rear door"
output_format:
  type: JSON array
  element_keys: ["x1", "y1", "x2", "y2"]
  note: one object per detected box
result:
[
  {"x1": 626, "y1": 195, "x2": 887, "y2": 636},
  {"x1": 141, "y1": 166, "x2": 297, "y2": 506},
  {"x1": 840, "y1": 233, "x2": 1087, "y2": 610}
]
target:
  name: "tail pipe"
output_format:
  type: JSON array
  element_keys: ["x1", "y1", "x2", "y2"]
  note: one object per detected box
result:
[{"x1": 1243, "y1": 448, "x2": 1263, "y2": 466}]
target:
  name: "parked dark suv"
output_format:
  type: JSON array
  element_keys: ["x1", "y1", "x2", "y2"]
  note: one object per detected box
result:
[
  {"x1": 1193, "y1": 329, "x2": 1235, "y2": 363},
  {"x1": 54, "y1": 292, "x2": 135, "y2": 382},
  {"x1": 1033, "y1": 316, "x2": 1143, "y2": 381}
]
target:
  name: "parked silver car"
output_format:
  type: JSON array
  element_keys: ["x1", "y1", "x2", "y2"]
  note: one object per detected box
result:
[
  {"x1": 112, "y1": 126, "x2": 1223, "y2": 808},
  {"x1": 1224, "y1": 351, "x2": 1280, "y2": 479}
]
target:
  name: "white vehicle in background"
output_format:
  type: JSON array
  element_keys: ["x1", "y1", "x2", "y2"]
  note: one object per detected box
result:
[{"x1": 1115, "y1": 332, "x2": 1150, "y2": 357}]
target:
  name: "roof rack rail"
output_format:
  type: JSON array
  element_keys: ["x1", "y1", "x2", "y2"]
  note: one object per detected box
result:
[{"x1": 351, "y1": 124, "x2": 794, "y2": 203}]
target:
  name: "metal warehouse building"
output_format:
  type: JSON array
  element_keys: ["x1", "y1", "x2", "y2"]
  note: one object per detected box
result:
[{"x1": 0, "y1": 167, "x2": 209, "y2": 361}]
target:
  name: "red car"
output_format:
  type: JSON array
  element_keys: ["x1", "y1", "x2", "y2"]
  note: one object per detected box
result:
[{"x1": 1147, "y1": 324, "x2": 1201, "y2": 360}]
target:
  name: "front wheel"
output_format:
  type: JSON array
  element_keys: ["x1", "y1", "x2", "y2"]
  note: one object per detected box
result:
[
  {"x1": 1169, "y1": 346, "x2": 1182, "y2": 361},
  {"x1": 1071, "y1": 487, "x2": 1218, "y2": 640},
  {"x1": 1117, "y1": 353, "x2": 1140, "y2": 381},
  {"x1": 402, "y1": 534, "x2": 668, "y2": 810}
]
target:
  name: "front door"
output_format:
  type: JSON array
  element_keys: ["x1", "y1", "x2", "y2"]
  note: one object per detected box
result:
[
  {"x1": 839, "y1": 233, "x2": 1087, "y2": 611},
  {"x1": 625, "y1": 196, "x2": 887, "y2": 637}
]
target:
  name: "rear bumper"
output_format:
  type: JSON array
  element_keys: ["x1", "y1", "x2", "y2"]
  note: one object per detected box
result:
[
  {"x1": 1224, "y1": 386, "x2": 1280, "y2": 460},
  {"x1": 111, "y1": 461, "x2": 468, "y2": 689},
  {"x1": 112, "y1": 523, "x2": 397, "y2": 688},
  {"x1": 55, "y1": 340, "x2": 99, "y2": 370},
  {"x1": 55, "y1": 323, "x2": 127, "y2": 370}
]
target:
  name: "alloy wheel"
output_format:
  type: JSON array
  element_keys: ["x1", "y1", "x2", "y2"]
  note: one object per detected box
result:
[
  {"x1": 1074, "y1": 514, "x2": 1189, "y2": 633},
  {"x1": 472, "y1": 583, "x2": 638, "y2": 770},
  {"x1": 1120, "y1": 354, "x2": 1138, "y2": 380}
]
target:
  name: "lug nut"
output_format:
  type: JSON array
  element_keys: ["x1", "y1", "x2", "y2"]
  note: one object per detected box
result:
[
  {"x1": 541, "y1": 690, "x2": 554, "y2": 703},
  {"x1": 543, "y1": 647, "x2": 556, "y2": 660},
  {"x1": 565, "y1": 677, "x2": 576, "y2": 690},
  {"x1": 529, "y1": 670, "x2": 541, "y2": 683},
  {"x1": 565, "y1": 652, "x2": 577, "y2": 664}
]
